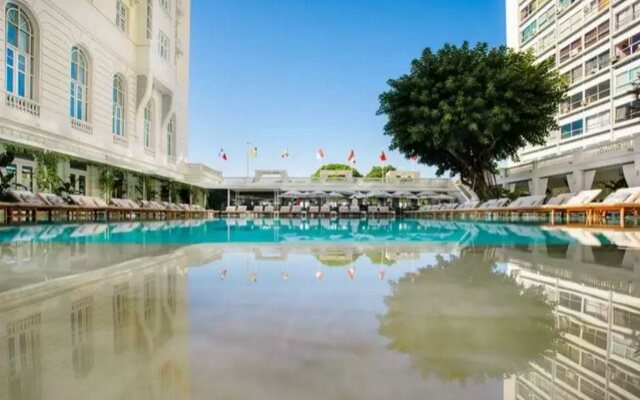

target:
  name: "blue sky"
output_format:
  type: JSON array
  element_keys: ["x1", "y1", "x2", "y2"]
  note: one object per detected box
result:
[{"x1": 188, "y1": 0, "x2": 506, "y2": 177}]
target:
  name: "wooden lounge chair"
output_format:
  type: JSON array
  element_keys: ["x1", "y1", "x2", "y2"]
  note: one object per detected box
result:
[
  {"x1": 222, "y1": 205, "x2": 237, "y2": 217},
  {"x1": 290, "y1": 205, "x2": 304, "y2": 218},
  {"x1": 236, "y1": 205, "x2": 248, "y2": 217},
  {"x1": 252, "y1": 205, "x2": 263, "y2": 217},
  {"x1": 338, "y1": 205, "x2": 350, "y2": 218},
  {"x1": 308, "y1": 205, "x2": 319, "y2": 217},
  {"x1": 378, "y1": 206, "x2": 395, "y2": 218},
  {"x1": 571, "y1": 187, "x2": 640, "y2": 227},
  {"x1": 278, "y1": 205, "x2": 291, "y2": 218},
  {"x1": 319, "y1": 204, "x2": 332, "y2": 218},
  {"x1": 263, "y1": 205, "x2": 275, "y2": 217},
  {"x1": 544, "y1": 189, "x2": 602, "y2": 225}
]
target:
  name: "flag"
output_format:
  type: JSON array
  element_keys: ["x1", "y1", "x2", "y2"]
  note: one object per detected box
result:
[
  {"x1": 218, "y1": 148, "x2": 227, "y2": 161},
  {"x1": 379, "y1": 151, "x2": 387, "y2": 162},
  {"x1": 410, "y1": 154, "x2": 418, "y2": 161},
  {"x1": 316, "y1": 148, "x2": 325, "y2": 160},
  {"x1": 249, "y1": 146, "x2": 258, "y2": 158},
  {"x1": 281, "y1": 148, "x2": 290, "y2": 159},
  {"x1": 347, "y1": 149, "x2": 356, "y2": 164}
]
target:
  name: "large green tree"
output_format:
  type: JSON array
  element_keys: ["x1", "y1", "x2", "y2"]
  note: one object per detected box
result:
[
  {"x1": 366, "y1": 165, "x2": 397, "y2": 178},
  {"x1": 312, "y1": 163, "x2": 362, "y2": 178},
  {"x1": 378, "y1": 42, "x2": 565, "y2": 198}
]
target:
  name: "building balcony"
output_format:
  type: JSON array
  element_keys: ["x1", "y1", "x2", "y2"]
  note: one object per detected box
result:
[
  {"x1": 113, "y1": 134, "x2": 128, "y2": 147},
  {"x1": 70, "y1": 118, "x2": 92, "y2": 134},
  {"x1": 6, "y1": 93, "x2": 40, "y2": 116}
]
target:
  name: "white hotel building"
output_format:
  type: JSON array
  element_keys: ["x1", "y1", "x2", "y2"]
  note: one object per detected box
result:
[
  {"x1": 0, "y1": 0, "x2": 222, "y2": 202},
  {"x1": 502, "y1": 0, "x2": 640, "y2": 196}
]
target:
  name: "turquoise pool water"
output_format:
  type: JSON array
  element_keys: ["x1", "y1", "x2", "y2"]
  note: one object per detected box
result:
[
  {"x1": 0, "y1": 218, "x2": 614, "y2": 246},
  {"x1": 1, "y1": 219, "x2": 640, "y2": 399}
]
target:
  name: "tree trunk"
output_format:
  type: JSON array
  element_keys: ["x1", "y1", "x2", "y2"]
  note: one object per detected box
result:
[{"x1": 464, "y1": 170, "x2": 493, "y2": 200}]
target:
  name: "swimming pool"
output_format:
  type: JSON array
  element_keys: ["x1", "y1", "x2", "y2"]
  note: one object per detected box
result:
[{"x1": 1, "y1": 219, "x2": 639, "y2": 399}]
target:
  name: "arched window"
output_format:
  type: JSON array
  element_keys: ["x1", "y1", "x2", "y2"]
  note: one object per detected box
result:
[
  {"x1": 70, "y1": 47, "x2": 88, "y2": 121},
  {"x1": 166, "y1": 117, "x2": 174, "y2": 156},
  {"x1": 112, "y1": 75, "x2": 125, "y2": 136},
  {"x1": 5, "y1": 2, "x2": 34, "y2": 99},
  {"x1": 143, "y1": 100, "x2": 153, "y2": 147}
]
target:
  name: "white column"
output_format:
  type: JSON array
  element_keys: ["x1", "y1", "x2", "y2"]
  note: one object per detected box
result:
[
  {"x1": 622, "y1": 163, "x2": 640, "y2": 187},
  {"x1": 584, "y1": 169, "x2": 596, "y2": 190}
]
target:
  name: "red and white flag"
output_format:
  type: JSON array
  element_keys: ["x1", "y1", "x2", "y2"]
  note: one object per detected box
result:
[
  {"x1": 219, "y1": 148, "x2": 227, "y2": 161},
  {"x1": 410, "y1": 154, "x2": 418, "y2": 161},
  {"x1": 316, "y1": 148, "x2": 325, "y2": 160},
  {"x1": 281, "y1": 148, "x2": 290, "y2": 159},
  {"x1": 379, "y1": 151, "x2": 387, "y2": 162},
  {"x1": 347, "y1": 149, "x2": 356, "y2": 164}
]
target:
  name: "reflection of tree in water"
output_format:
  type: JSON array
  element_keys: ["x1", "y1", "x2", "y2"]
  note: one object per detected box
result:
[{"x1": 378, "y1": 248, "x2": 556, "y2": 382}]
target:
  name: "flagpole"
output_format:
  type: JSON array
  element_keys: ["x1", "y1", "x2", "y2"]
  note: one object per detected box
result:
[{"x1": 246, "y1": 141, "x2": 250, "y2": 181}]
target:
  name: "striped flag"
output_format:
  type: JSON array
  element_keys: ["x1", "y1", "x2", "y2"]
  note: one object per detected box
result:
[
  {"x1": 379, "y1": 151, "x2": 387, "y2": 162},
  {"x1": 281, "y1": 148, "x2": 290, "y2": 159},
  {"x1": 316, "y1": 148, "x2": 325, "y2": 160},
  {"x1": 218, "y1": 148, "x2": 227, "y2": 161},
  {"x1": 249, "y1": 146, "x2": 258, "y2": 158},
  {"x1": 347, "y1": 149, "x2": 356, "y2": 164}
]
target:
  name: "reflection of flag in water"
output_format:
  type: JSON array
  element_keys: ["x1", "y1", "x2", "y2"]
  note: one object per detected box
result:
[
  {"x1": 379, "y1": 151, "x2": 387, "y2": 162},
  {"x1": 219, "y1": 268, "x2": 227, "y2": 280},
  {"x1": 378, "y1": 270, "x2": 386, "y2": 280},
  {"x1": 347, "y1": 149, "x2": 356, "y2": 164},
  {"x1": 316, "y1": 149, "x2": 325, "y2": 160},
  {"x1": 347, "y1": 267, "x2": 356, "y2": 280},
  {"x1": 249, "y1": 272, "x2": 257, "y2": 282},
  {"x1": 281, "y1": 271, "x2": 289, "y2": 280},
  {"x1": 281, "y1": 148, "x2": 290, "y2": 159},
  {"x1": 316, "y1": 270, "x2": 324, "y2": 281},
  {"x1": 249, "y1": 147, "x2": 258, "y2": 158},
  {"x1": 218, "y1": 149, "x2": 227, "y2": 161}
]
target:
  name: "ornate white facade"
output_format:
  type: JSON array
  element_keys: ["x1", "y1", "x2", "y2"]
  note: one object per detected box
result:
[{"x1": 0, "y1": 0, "x2": 222, "y2": 197}]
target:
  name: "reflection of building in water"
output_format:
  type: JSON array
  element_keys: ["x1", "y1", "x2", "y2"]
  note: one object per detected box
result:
[
  {"x1": 502, "y1": 245, "x2": 640, "y2": 400},
  {"x1": 0, "y1": 243, "x2": 193, "y2": 400}
]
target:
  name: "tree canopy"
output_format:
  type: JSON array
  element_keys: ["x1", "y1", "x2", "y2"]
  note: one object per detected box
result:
[
  {"x1": 366, "y1": 165, "x2": 397, "y2": 178},
  {"x1": 312, "y1": 163, "x2": 362, "y2": 178},
  {"x1": 377, "y1": 42, "x2": 565, "y2": 198},
  {"x1": 378, "y1": 249, "x2": 556, "y2": 382}
]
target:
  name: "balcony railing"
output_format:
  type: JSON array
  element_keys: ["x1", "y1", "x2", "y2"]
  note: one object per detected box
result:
[
  {"x1": 113, "y1": 134, "x2": 128, "y2": 146},
  {"x1": 70, "y1": 118, "x2": 92, "y2": 134},
  {"x1": 6, "y1": 93, "x2": 40, "y2": 116}
]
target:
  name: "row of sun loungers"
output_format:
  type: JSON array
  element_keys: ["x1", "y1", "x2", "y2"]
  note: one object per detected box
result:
[
  {"x1": 411, "y1": 187, "x2": 640, "y2": 228},
  {"x1": 0, "y1": 189, "x2": 217, "y2": 223},
  {"x1": 221, "y1": 205, "x2": 396, "y2": 219}
]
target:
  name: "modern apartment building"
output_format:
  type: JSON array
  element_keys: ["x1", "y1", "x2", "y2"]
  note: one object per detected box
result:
[
  {"x1": 0, "y1": 0, "x2": 221, "y2": 202},
  {"x1": 501, "y1": 0, "x2": 640, "y2": 196}
]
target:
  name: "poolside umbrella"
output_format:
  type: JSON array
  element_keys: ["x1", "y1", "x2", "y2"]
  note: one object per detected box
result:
[
  {"x1": 327, "y1": 191, "x2": 345, "y2": 199},
  {"x1": 367, "y1": 191, "x2": 391, "y2": 199},
  {"x1": 309, "y1": 190, "x2": 328, "y2": 198},
  {"x1": 350, "y1": 192, "x2": 366, "y2": 199},
  {"x1": 280, "y1": 190, "x2": 304, "y2": 199},
  {"x1": 417, "y1": 190, "x2": 437, "y2": 199},
  {"x1": 391, "y1": 191, "x2": 415, "y2": 198}
]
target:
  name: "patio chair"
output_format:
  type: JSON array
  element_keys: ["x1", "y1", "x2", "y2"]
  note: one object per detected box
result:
[
  {"x1": 222, "y1": 205, "x2": 237, "y2": 217},
  {"x1": 263, "y1": 205, "x2": 275, "y2": 217},
  {"x1": 290, "y1": 205, "x2": 304, "y2": 218},
  {"x1": 338, "y1": 205, "x2": 350, "y2": 218},
  {"x1": 252, "y1": 205, "x2": 264, "y2": 217},
  {"x1": 320, "y1": 204, "x2": 332, "y2": 218},
  {"x1": 278, "y1": 205, "x2": 291, "y2": 218},
  {"x1": 308, "y1": 205, "x2": 319, "y2": 217}
]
